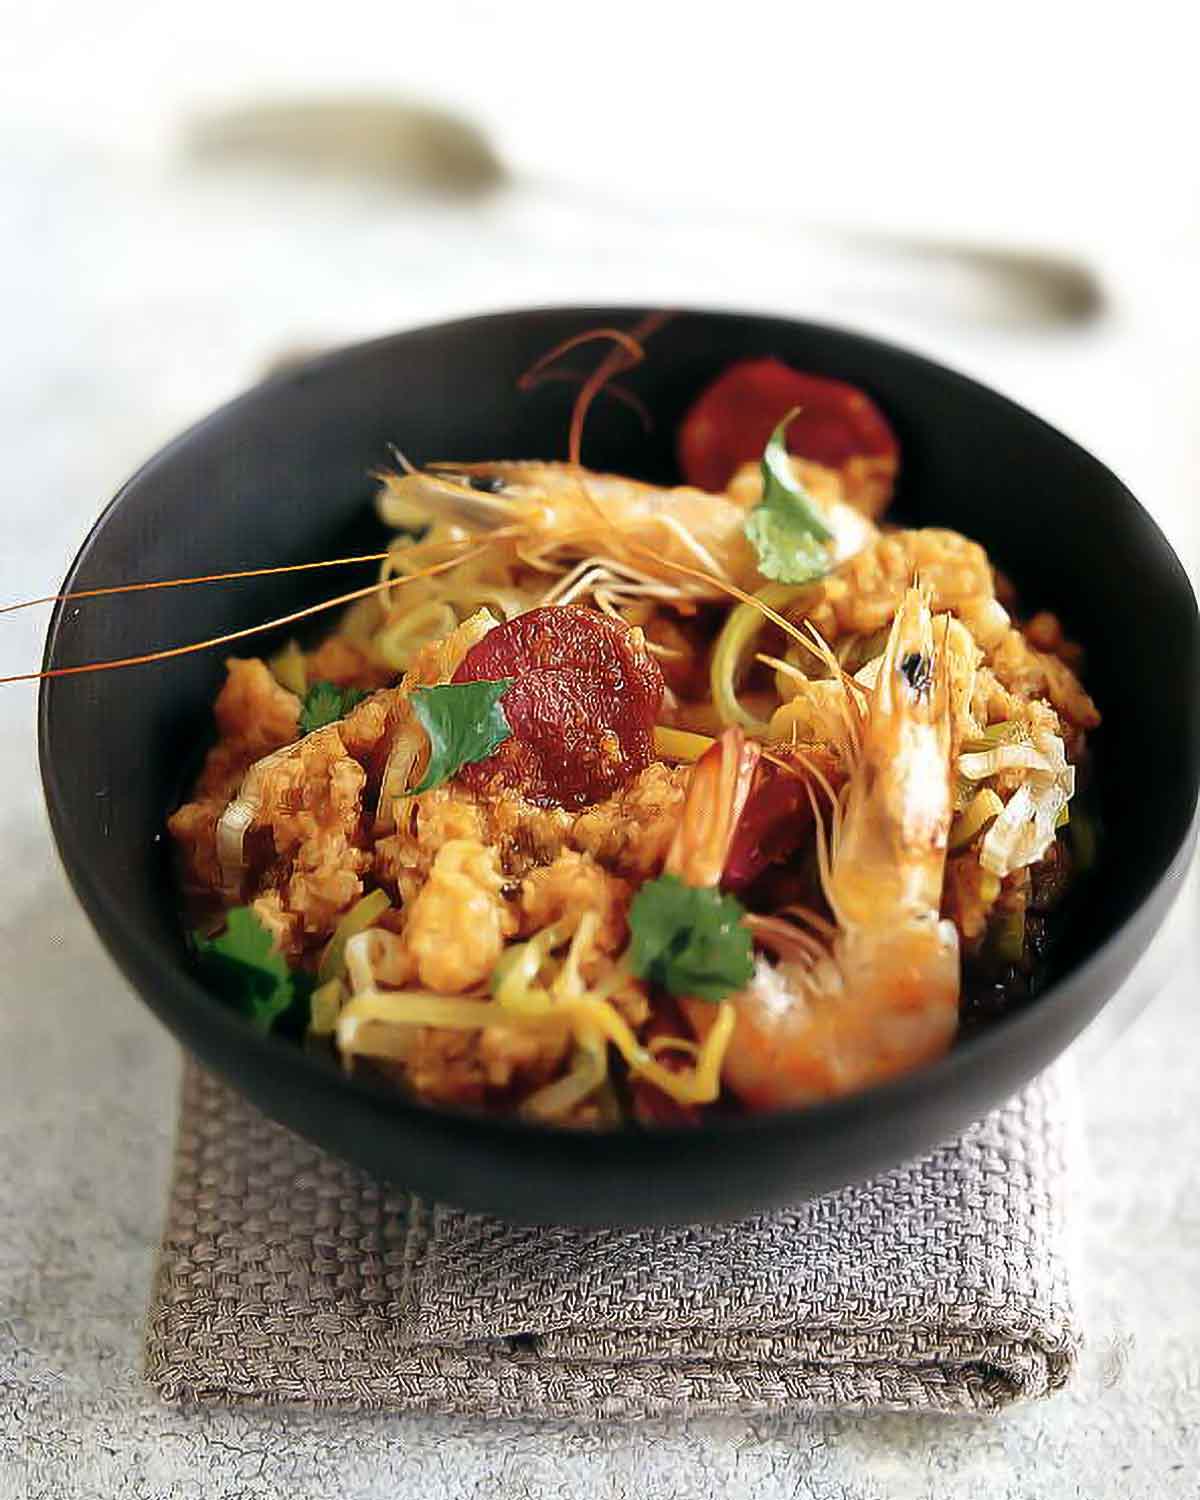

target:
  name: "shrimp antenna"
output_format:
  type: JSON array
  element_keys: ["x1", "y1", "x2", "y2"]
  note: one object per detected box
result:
[
  {"x1": 791, "y1": 746, "x2": 843, "y2": 826},
  {"x1": 2, "y1": 543, "x2": 492, "y2": 685},
  {"x1": 802, "y1": 619, "x2": 864, "y2": 760},
  {"x1": 386, "y1": 444, "x2": 419, "y2": 476},
  {"x1": 804, "y1": 782, "x2": 845, "y2": 929},
  {"x1": 745, "y1": 913, "x2": 826, "y2": 966},
  {"x1": 0, "y1": 550, "x2": 396, "y2": 619},
  {"x1": 519, "y1": 311, "x2": 672, "y2": 466},
  {"x1": 936, "y1": 610, "x2": 952, "y2": 700},
  {"x1": 778, "y1": 904, "x2": 837, "y2": 940},
  {"x1": 620, "y1": 537, "x2": 832, "y2": 665},
  {"x1": 518, "y1": 370, "x2": 653, "y2": 431}
]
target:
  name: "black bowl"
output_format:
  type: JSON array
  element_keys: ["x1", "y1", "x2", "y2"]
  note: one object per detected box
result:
[{"x1": 39, "y1": 307, "x2": 1200, "y2": 1225}]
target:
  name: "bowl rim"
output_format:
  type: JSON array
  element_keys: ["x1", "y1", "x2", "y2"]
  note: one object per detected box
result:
[{"x1": 37, "y1": 303, "x2": 1200, "y2": 1154}]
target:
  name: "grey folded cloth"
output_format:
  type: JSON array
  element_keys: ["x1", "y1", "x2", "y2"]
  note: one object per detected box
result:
[{"x1": 145, "y1": 1059, "x2": 1079, "y2": 1417}]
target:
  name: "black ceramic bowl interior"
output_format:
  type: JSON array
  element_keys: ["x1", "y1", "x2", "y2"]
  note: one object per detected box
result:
[{"x1": 39, "y1": 308, "x2": 1200, "y2": 1225}]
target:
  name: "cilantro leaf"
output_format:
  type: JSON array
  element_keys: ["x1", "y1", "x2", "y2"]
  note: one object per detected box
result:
[
  {"x1": 298, "y1": 680, "x2": 366, "y2": 736},
  {"x1": 192, "y1": 906, "x2": 313, "y2": 1034},
  {"x1": 628, "y1": 875, "x2": 755, "y2": 1002},
  {"x1": 743, "y1": 408, "x2": 834, "y2": 584},
  {"x1": 409, "y1": 678, "x2": 514, "y2": 794}
]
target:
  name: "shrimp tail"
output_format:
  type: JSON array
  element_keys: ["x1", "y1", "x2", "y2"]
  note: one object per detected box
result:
[
  {"x1": 715, "y1": 585, "x2": 960, "y2": 1113},
  {"x1": 665, "y1": 727, "x2": 761, "y2": 888}
]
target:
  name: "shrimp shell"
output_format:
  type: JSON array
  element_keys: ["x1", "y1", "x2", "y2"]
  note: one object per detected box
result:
[
  {"x1": 377, "y1": 460, "x2": 877, "y2": 601},
  {"x1": 679, "y1": 589, "x2": 961, "y2": 1111}
]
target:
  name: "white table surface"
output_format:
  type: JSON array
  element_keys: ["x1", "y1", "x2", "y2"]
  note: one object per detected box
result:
[{"x1": 2, "y1": 29, "x2": 1199, "y2": 1495}]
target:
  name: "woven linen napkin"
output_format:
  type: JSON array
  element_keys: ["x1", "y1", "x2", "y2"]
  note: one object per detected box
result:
[{"x1": 145, "y1": 1058, "x2": 1079, "y2": 1418}]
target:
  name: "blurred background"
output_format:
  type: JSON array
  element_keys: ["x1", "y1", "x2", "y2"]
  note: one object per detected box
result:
[
  {"x1": 2, "y1": 5, "x2": 1199, "y2": 1485},
  {"x1": 4, "y1": 0, "x2": 1198, "y2": 632}
]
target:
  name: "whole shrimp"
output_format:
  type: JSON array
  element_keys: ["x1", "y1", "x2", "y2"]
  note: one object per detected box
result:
[
  {"x1": 378, "y1": 460, "x2": 876, "y2": 603},
  {"x1": 670, "y1": 586, "x2": 960, "y2": 1110}
]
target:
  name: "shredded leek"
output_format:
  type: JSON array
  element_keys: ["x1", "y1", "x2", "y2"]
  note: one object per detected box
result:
[
  {"x1": 338, "y1": 969, "x2": 735, "y2": 1108},
  {"x1": 709, "y1": 582, "x2": 814, "y2": 732},
  {"x1": 373, "y1": 601, "x2": 458, "y2": 672},
  {"x1": 269, "y1": 638, "x2": 307, "y2": 697},
  {"x1": 990, "y1": 907, "x2": 1026, "y2": 964},
  {"x1": 338, "y1": 988, "x2": 566, "y2": 1052},
  {"x1": 375, "y1": 721, "x2": 425, "y2": 834},
  {"x1": 339, "y1": 592, "x2": 385, "y2": 646},
  {"x1": 343, "y1": 927, "x2": 413, "y2": 995},
  {"x1": 961, "y1": 720, "x2": 1027, "y2": 753},
  {"x1": 551, "y1": 993, "x2": 737, "y2": 1106},
  {"x1": 978, "y1": 731, "x2": 1074, "y2": 878},
  {"x1": 653, "y1": 726, "x2": 715, "y2": 763},
  {"x1": 490, "y1": 924, "x2": 568, "y2": 1010},
  {"x1": 336, "y1": 901, "x2": 729, "y2": 1113},
  {"x1": 949, "y1": 789, "x2": 1005, "y2": 849},
  {"x1": 318, "y1": 889, "x2": 391, "y2": 984},
  {"x1": 958, "y1": 741, "x2": 1053, "y2": 781},
  {"x1": 520, "y1": 1032, "x2": 607, "y2": 1121},
  {"x1": 438, "y1": 582, "x2": 531, "y2": 622},
  {"x1": 308, "y1": 977, "x2": 347, "y2": 1038},
  {"x1": 215, "y1": 740, "x2": 307, "y2": 892}
]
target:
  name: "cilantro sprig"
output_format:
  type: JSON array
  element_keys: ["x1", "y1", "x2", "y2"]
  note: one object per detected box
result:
[
  {"x1": 192, "y1": 906, "x2": 313, "y2": 1035},
  {"x1": 410, "y1": 678, "x2": 515, "y2": 794},
  {"x1": 298, "y1": 681, "x2": 366, "y2": 736},
  {"x1": 743, "y1": 408, "x2": 834, "y2": 584},
  {"x1": 628, "y1": 875, "x2": 755, "y2": 1002}
]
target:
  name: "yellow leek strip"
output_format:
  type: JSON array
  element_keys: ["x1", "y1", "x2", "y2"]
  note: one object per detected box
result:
[
  {"x1": 338, "y1": 982, "x2": 736, "y2": 1109},
  {"x1": 338, "y1": 591, "x2": 386, "y2": 647},
  {"x1": 558, "y1": 996, "x2": 737, "y2": 1107},
  {"x1": 948, "y1": 789, "x2": 1005, "y2": 850},
  {"x1": 268, "y1": 638, "x2": 307, "y2": 696},
  {"x1": 514, "y1": 917, "x2": 613, "y2": 1121},
  {"x1": 961, "y1": 720, "x2": 1028, "y2": 754},
  {"x1": 340, "y1": 989, "x2": 559, "y2": 1033},
  {"x1": 519, "y1": 1030, "x2": 608, "y2": 1122},
  {"x1": 653, "y1": 726, "x2": 715, "y2": 763},
  {"x1": 497, "y1": 921, "x2": 734, "y2": 1108},
  {"x1": 554, "y1": 912, "x2": 597, "y2": 1001},
  {"x1": 343, "y1": 930, "x2": 376, "y2": 996},
  {"x1": 490, "y1": 924, "x2": 569, "y2": 1011},
  {"x1": 709, "y1": 582, "x2": 815, "y2": 732},
  {"x1": 336, "y1": 988, "x2": 571, "y2": 1065},
  {"x1": 373, "y1": 601, "x2": 459, "y2": 671},
  {"x1": 318, "y1": 888, "x2": 392, "y2": 984},
  {"x1": 957, "y1": 742, "x2": 1052, "y2": 781},
  {"x1": 308, "y1": 977, "x2": 347, "y2": 1038}
]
